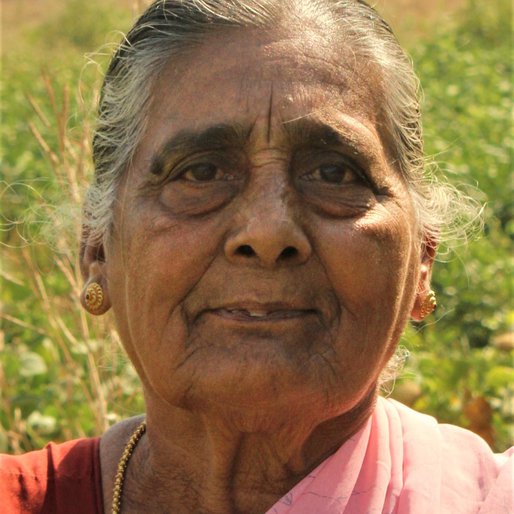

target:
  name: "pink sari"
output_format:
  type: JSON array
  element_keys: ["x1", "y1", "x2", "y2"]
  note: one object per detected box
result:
[{"x1": 267, "y1": 398, "x2": 513, "y2": 513}]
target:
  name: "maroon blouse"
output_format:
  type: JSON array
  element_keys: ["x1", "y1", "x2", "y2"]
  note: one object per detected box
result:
[{"x1": 0, "y1": 437, "x2": 104, "y2": 514}]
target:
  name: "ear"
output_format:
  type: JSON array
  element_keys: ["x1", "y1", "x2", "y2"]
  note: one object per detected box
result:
[
  {"x1": 79, "y1": 227, "x2": 111, "y2": 315},
  {"x1": 410, "y1": 236, "x2": 437, "y2": 321}
]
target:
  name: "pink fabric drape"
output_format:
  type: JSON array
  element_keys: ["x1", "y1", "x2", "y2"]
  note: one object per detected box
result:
[{"x1": 267, "y1": 398, "x2": 513, "y2": 513}]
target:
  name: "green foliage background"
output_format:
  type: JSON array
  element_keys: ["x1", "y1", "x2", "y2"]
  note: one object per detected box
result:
[{"x1": 1, "y1": 0, "x2": 512, "y2": 453}]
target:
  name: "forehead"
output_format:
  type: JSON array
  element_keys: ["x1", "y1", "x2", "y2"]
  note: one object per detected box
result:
[{"x1": 143, "y1": 28, "x2": 386, "y2": 152}]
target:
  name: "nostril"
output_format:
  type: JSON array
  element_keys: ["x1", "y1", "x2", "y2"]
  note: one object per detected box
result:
[
  {"x1": 280, "y1": 246, "x2": 298, "y2": 260},
  {"x1": 236, "y1": 244, "x2": 255, "y2": 257}
]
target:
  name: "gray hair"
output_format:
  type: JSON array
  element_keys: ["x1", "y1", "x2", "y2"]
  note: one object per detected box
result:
[{"x1": 86, "y1": 0, "x2": 478, "y2": 248}]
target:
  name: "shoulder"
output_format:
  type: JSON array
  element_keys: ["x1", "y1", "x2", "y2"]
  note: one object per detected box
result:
[
  {"x1": 379, "y1": 396, "x2": 513, "y2": 465},
  {"x1": 377, "y1": 397, "x2": 514, "y2": 513},
  {"x1": 380, "y1": 396, "x2": 509, "y2": 455},
  {"x1": 101, "y1": 414, "x2": 145, "y2": 451},
  {"x1": 99, "y1": 414, "x2": 146, "y2": 512},
  {"x1": 0, "y1": 437, "x2": 103, "y2": 514},
  {"x1": 99, "y1": 414, "x2": 145, "y2": 475}
]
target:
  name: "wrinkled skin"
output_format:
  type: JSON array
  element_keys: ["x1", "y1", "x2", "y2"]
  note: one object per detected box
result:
[{"x1": 82, "y1": 27, "x2": 434, "y2": 514}]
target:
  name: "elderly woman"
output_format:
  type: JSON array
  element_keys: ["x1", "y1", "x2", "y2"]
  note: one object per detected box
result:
[{"x1": 2, "y1": 0, "x2": 512, "y2": 513}]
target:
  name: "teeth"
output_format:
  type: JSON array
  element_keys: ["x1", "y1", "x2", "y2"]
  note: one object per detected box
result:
[
  {"x1": 226, "y1": 309, "x2": 268, "y2": 317},
  {"x1": 219, "y1": 308, "x2": 309, "y2": 320},
  {"x1": 247, "y1": 310, "x2": 267, "y2": 317}
]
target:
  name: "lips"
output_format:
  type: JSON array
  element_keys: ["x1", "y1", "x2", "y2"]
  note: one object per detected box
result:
[
  {"x1": 214, "y1": 307, "x2": 314, "y2": 321},
  {"x1": 202, "y1": 302, "x2": 318, "y2": 323}
]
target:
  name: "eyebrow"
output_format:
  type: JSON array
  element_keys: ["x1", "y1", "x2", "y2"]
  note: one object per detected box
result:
[
  {"x1": 148, "y1": 118, "x2": 369, "y2": 175},
  {"x1": 149, "y1": 123, "x2": 248, "y2": 174},
  {"x1": 284, "y1": 118, "x2": 359, "y2": 148}
]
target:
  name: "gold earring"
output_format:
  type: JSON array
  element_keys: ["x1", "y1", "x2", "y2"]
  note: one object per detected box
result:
[
  {"x1": 419, "y1": 290, "x2": 437, "y2": 319},
  {"x1": 84, "y1": 282, "x2": 104, "y2": 313}
]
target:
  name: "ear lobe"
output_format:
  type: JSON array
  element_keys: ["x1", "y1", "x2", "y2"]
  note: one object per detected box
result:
[
  {"x1": 80, "y1": 229, "x2": 111, "y2": 315},
  {"x1": 411, "y1": 236, "x2": 437, "y2": 321}
]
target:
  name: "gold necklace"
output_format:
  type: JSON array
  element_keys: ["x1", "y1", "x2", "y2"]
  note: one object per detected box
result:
[{"x1": 111, "y1": 420, "x2": 147, "y2": 514}]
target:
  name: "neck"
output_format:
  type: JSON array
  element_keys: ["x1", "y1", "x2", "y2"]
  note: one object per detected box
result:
[{"x1": 118, "y1": 387, "x2": 376, "y2": 514}]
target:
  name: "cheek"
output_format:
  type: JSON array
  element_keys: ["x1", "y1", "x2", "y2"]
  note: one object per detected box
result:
[
  {"x1": 313, "y1": 206, "x2": 417, "y2": 350},
  {"x1": 319, "y1": 230, "x2": 411, "y2": 304},
  {"x1": 106, "y1": 207, "x2": 228, "y2": 383},
  {"x1": 119, "y1": 207, "x2": 224, "y2": 299},
  {"x1": 308, "y1": 209, "x2": 418, "y2": 400}
]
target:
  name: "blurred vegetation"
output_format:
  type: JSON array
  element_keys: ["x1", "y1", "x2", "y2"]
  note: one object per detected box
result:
[
  {"x1": 1, "y1": 0, "x2": 512, "y2": 453},
  {"x1": 393, "y1": 0, "x2": 513, "y2": 451}
]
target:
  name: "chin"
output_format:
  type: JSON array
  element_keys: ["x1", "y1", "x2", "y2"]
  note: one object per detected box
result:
[{"x1": 174, "y1": 360, "x2": 366, "y2": 430}]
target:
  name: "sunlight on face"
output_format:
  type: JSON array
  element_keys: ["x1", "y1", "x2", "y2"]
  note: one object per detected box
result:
[{"x1": 105, "y1": 29, "x2": 421, "y2": 431}]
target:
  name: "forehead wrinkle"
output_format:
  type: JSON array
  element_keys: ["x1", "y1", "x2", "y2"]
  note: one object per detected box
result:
[{"x1": 266, "y1": 83, "x2": 274, "y2": 145}]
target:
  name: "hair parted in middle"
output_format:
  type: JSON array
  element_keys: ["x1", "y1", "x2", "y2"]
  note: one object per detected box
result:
[{"x1": 86, "y1": 0, "x2": 478, "y2": 251}]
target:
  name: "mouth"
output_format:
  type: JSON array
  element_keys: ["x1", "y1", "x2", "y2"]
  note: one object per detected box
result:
[{"x1": 204, "y1": 302, "x2": 319, "y2": 323}]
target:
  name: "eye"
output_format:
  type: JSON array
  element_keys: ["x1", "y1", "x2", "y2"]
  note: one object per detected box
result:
[
  {"x1": 303, "y1": 162, "x2": 361, "y2": 185},
  {"x1": 180, "y1": 163, "x2": 223, "y2": 182}
]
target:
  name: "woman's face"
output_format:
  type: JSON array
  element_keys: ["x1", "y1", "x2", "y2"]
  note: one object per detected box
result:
[{"x1": 97, "y1": 30, "x2": 425, "y2": 429}]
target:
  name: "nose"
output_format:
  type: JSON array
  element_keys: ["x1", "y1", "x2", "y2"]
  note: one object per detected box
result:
[{"x1": 224, "y1": 185, "x2": 312, "y2": 268}]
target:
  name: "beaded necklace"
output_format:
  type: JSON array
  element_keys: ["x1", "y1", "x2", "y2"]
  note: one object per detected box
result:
[{"x1": 111, "y1": 420, "x2": 147, "y2": 514}]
